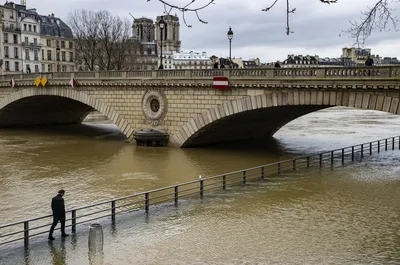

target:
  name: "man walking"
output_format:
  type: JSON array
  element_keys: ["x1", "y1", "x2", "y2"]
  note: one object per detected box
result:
[{"x1": 49, "y1": 189, "x2": 69, "y2": 240}]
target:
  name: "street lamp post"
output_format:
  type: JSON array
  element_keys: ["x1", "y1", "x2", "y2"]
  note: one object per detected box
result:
[
  {"x1": 56, "y1": 46, "x2": 60, "y2": 72},
  {"x1": 158, "y1": 16, "x2": 166, "y2": 70},
  {"x1": 227, "y1": 26, "x2": 233, "y2": 68}
]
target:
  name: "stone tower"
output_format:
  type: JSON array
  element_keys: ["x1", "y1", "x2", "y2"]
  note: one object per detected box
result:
[
  {"x1": 155, "y1": 14, "x2": 181, "y2": 53},
  {"x1": 133, "y1": 17, "x2": 155, "y2": 43}
]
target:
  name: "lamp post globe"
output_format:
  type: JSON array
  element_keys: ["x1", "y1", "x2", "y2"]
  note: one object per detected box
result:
[
  {"x1": 227, "y1": 27, "x2": 233, "y2": 68},
  {"x1": 159, "y1": 16, "x2": 166, "y2": 70}
]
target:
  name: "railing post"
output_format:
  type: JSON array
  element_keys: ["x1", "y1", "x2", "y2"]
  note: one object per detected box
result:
[
  {"x1": 370, "y1": 142, "x2": 372, "y2": 155},
  {"x1": 261, "y1": 167, "x2": 264, "y2": 180},
  {"x1": 145, "y1": 193, "x2": 149, "y2": 213},
  {"x1": 392, "y1": 137, "x2": 395, "y2": 150},
  {"x1": 174, "y1": 186, "x2": 178, "y2": 206},
  {"x1": 242, "y1": 171, "x2": 246, "y2": 184},
  {"x1": 222, "y1": 175, "x2": 227, "y2": 190},
  {"x1": 361, "y1": 144, "x2": 364, "y2": 158},
  {"x1": 24, "y1": 221, "x2": 29, "y2": 246},
  {"x1": 111, "y1": 201, "x2": 116, "y2": 222},
  {"x1": 341, "y1": 149, "x2": 344, "y2": 165},
  {"x1": 319, "y1": 153, "x2": 322, "y2": 167},
  {"x1": 293, "y1": 159, "x2": 296, "y2": 170},
  {"x1": 200, "y1": 180, "x2": 204, "y2": 196},
  {"x1": 351, "y1": 146, "x2": 354, "y2": 161},
  {"x1": 385, "y1": 139, "x2": 388, "y2": 151},
  {"x1": 72, "y1": 210, "x2": 76, "y2": 233},
  {"x1": 307, "y1": 156, "x2": 310, "y2": 168},
  {"x1": 331, "y1": 151, "x2": 334, "y2": 166},
  {"x1": 277, "y1": 163, "x2": 281, "y2": 175},
  {"x1": 399, "y1": 136, "x2": 400, "y2": 149},
  {"x1": 378, "y1": 140, "x2": 380, "y2": 153}
]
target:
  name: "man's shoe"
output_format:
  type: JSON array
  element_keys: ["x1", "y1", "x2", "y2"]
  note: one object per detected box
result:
[
  {"x1": 48, "y1": 236, "x2": 55, "y2": 240},
  {"x1": 61, "y1": 233, "x2": 69, "y2": 237}
]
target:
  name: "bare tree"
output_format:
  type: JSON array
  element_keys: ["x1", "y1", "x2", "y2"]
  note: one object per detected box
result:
[
  {"x1": 68, "y1": 9, "x2": 133, "y2": 71},
  {"x1": 149, "y1": 0, "x2": 399, "y2": 45},
  {"x1": 69, "y1": 10, "x2": 100, "y2": 71}
]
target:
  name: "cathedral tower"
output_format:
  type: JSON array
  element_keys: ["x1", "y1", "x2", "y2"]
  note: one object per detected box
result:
[{"x1": 155, "y1": 14, "x2": 181, "y2": 53}]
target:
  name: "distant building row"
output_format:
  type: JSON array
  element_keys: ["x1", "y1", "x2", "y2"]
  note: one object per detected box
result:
[
  {"x1": 0, "y1": 1, "x2": 75, "y2": 75},
  {"x1": 281, "y1": 47, "x2": 400, "y2": 68}
]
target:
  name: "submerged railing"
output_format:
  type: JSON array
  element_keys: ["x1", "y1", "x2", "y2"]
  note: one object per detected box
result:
[{"x1": 1, "y1": 136, "x2": 399, "y2": 248}]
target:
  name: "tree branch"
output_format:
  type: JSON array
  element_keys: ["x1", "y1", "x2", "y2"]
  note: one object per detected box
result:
[
  {"x1": 346, "y1": 0, "x2": 400, "y2": 45},
  {"x1": 148, "y1": 0, "x2": 215, "y2": 27}
]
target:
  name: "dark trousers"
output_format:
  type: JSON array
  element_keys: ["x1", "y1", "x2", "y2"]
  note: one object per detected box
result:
[{"x1": 49, "y1": 216, "x2": 66, "y2": 236}]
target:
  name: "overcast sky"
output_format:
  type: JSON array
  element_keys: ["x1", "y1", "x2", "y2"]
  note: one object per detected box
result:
[{"x1": 24, "y1": 0, "x2": 400, "y2": 62}]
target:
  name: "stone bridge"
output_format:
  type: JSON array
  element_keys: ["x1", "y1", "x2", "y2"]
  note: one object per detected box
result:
[{"x1": 0, "y1": 66, "x2": 399, "y2": 147}]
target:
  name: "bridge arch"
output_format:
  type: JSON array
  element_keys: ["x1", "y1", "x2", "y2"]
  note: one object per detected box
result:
[
  {"x1": 0, "y1": 87, "x2": 134, "y2": 141},
  {"x1": 174, "y1": 91, "x2": 400, "y2": 147}
]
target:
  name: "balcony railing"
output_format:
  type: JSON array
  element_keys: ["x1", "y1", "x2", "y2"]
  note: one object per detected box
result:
[{"x1": 2, "y1": 25, "x2": 21, "y2": 32}]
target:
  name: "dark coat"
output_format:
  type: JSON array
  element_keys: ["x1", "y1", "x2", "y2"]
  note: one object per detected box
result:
[
  {"x1": 51, "y1": 194, "x2": 65, "y2": 218},
  {"x1": 365, "y1": 58, "x2": 374, "y2": 66}
]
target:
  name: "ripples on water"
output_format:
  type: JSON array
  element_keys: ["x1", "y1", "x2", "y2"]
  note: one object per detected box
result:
[{"x1": 0, "y1": 107, "x2": 400, "y2": 264}]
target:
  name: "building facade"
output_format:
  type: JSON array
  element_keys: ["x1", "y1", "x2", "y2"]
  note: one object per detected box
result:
[
  {"x1": 0, "y1": 1, "x2": 75, "y2": 74},
  {"x1": 160, "y1": 51, "x2": 212, "y2": 70},
  {"x1": 40, "y1": 14, "x2": 74, "y2": 73},
  {"x1": 19, "y1": 7, "x2": 40, "y2": 73},
  {"x1": 0, "y1": 1, "x2": 22, "y2": 74}
]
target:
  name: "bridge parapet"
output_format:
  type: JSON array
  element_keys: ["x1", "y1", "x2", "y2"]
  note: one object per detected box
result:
[{"x1": 0, "y1": 66, "x2": 399, "y2": 86}]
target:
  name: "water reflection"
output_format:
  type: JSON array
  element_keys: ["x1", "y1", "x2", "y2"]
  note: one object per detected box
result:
[{"x1": 49, "y1": 239, "x2": 66, "y2": 265}]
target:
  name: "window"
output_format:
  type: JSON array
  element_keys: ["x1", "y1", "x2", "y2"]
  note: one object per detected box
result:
[
  {"x1": 24, "y1": 24, "x2": 27, "y2": 31},
  {"x1": 29, "y1": 25, "x2": 32, "y2": 32},
  {"x1": 25, "y1": 37, "x2": 28, "y2": 44},
  {"x1": 10, "y1": 24, "x2": 14, "y2": 30},
  {"x1": 61, "y1": 41, "x2": 65, "y2": 48},
  {"x1": 4, "y1": 46, "x2": 9, "y2": 58},
  {"x1": 14, "y1": 47, "x2": 18, "y2": 58},
  {"x1": 62, "y1": 65, "x2": 66, "y2": 72},
  {"x1": 47, "y1": 50, "x2": 52, "y2": 60},
  {"x1": 26, "y1": 64, "x2": 30, "y2": 73},
  {"x1": 33, "y1": 25, "x2": 37, "y2": 32},
  {"x1": 5, "y1": 61, "x2": 10, "y2": 71},
  {"x1": 57, "y1": 65, "x2": 60, "y2": 72},
  {"x1": 42, "y1": 64, "x2": 45, "y2": 72},
  {"x1": 13, "y1": 34, "x2": 17, "y2": 44},
  {"x1": 3, "y1": 33, "x2": 8, "y2": 43},
  {"x1": 10, "y1": 11, "x2": 13, "y2": 19},
  {"x1": 61, "y1": 51, "x2": 66, "y2": 62},
  {"x1": 33, "y1": 38, "x2": 37, "y2": 45},
  {"x1": 47, "y1": 39, "x2": 51, "y2": 47},
  {"x1": 48, "y1": 64, "x2": 52, "y2": 72},
  {"x1": 69, "y1": 52, "x2": 73, "y2": 62},
  {"x1": 15, "y1": 62, "x2": 19, "y2": 71},
  {"x1": 35, "y1": 65, "x2": 39, "y2": 73},
  {"x1": 56, "y1": 40, "x2": 59, "y2": 47},
  {"x1": 25, "y1": 49, "x2": 29, "y2": 60},
  {"x1": 56, "y1": 52, "x2": 60, "y2": 61},
  {"x1": 34, "y1": 50, "x2": 38, "y2": 61},
  {"x1": 42, "y1": 50, "x2": 44, "y2": 60},
  {"x1": 69, "y1": 42, "x2": 73, "y2": 49}
]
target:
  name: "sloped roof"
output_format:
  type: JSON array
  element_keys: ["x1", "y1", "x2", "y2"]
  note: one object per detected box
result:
[{"x1": 39, "y1": 15, "x2": 73, "y2": 39}]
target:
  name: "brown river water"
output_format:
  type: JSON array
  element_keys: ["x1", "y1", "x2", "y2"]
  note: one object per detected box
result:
[{"x1": 0, "y1": 107, "x2": 399, "y2": 265}]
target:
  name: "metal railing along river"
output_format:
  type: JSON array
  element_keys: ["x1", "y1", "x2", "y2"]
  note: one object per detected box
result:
[{"x1": 1, "y1": 136, "x2": 399, "y2": 248}]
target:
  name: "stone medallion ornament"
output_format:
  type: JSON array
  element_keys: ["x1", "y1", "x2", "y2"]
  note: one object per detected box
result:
[{"x1": 142, "y1": 90, "x2": 168, "y2": 126}]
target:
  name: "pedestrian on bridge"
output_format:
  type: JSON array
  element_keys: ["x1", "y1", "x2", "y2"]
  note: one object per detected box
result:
[{"x1": 48, "y1": 189, "x2": 69, "y2": 240}]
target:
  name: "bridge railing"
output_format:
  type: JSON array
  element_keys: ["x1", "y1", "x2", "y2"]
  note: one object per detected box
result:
[
  {"x1": 0, "y1": 136, "x2": 399, "y2": 248},
  {"x1": 0, "y1": 66, "x2": 399, "y2": 82}
]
